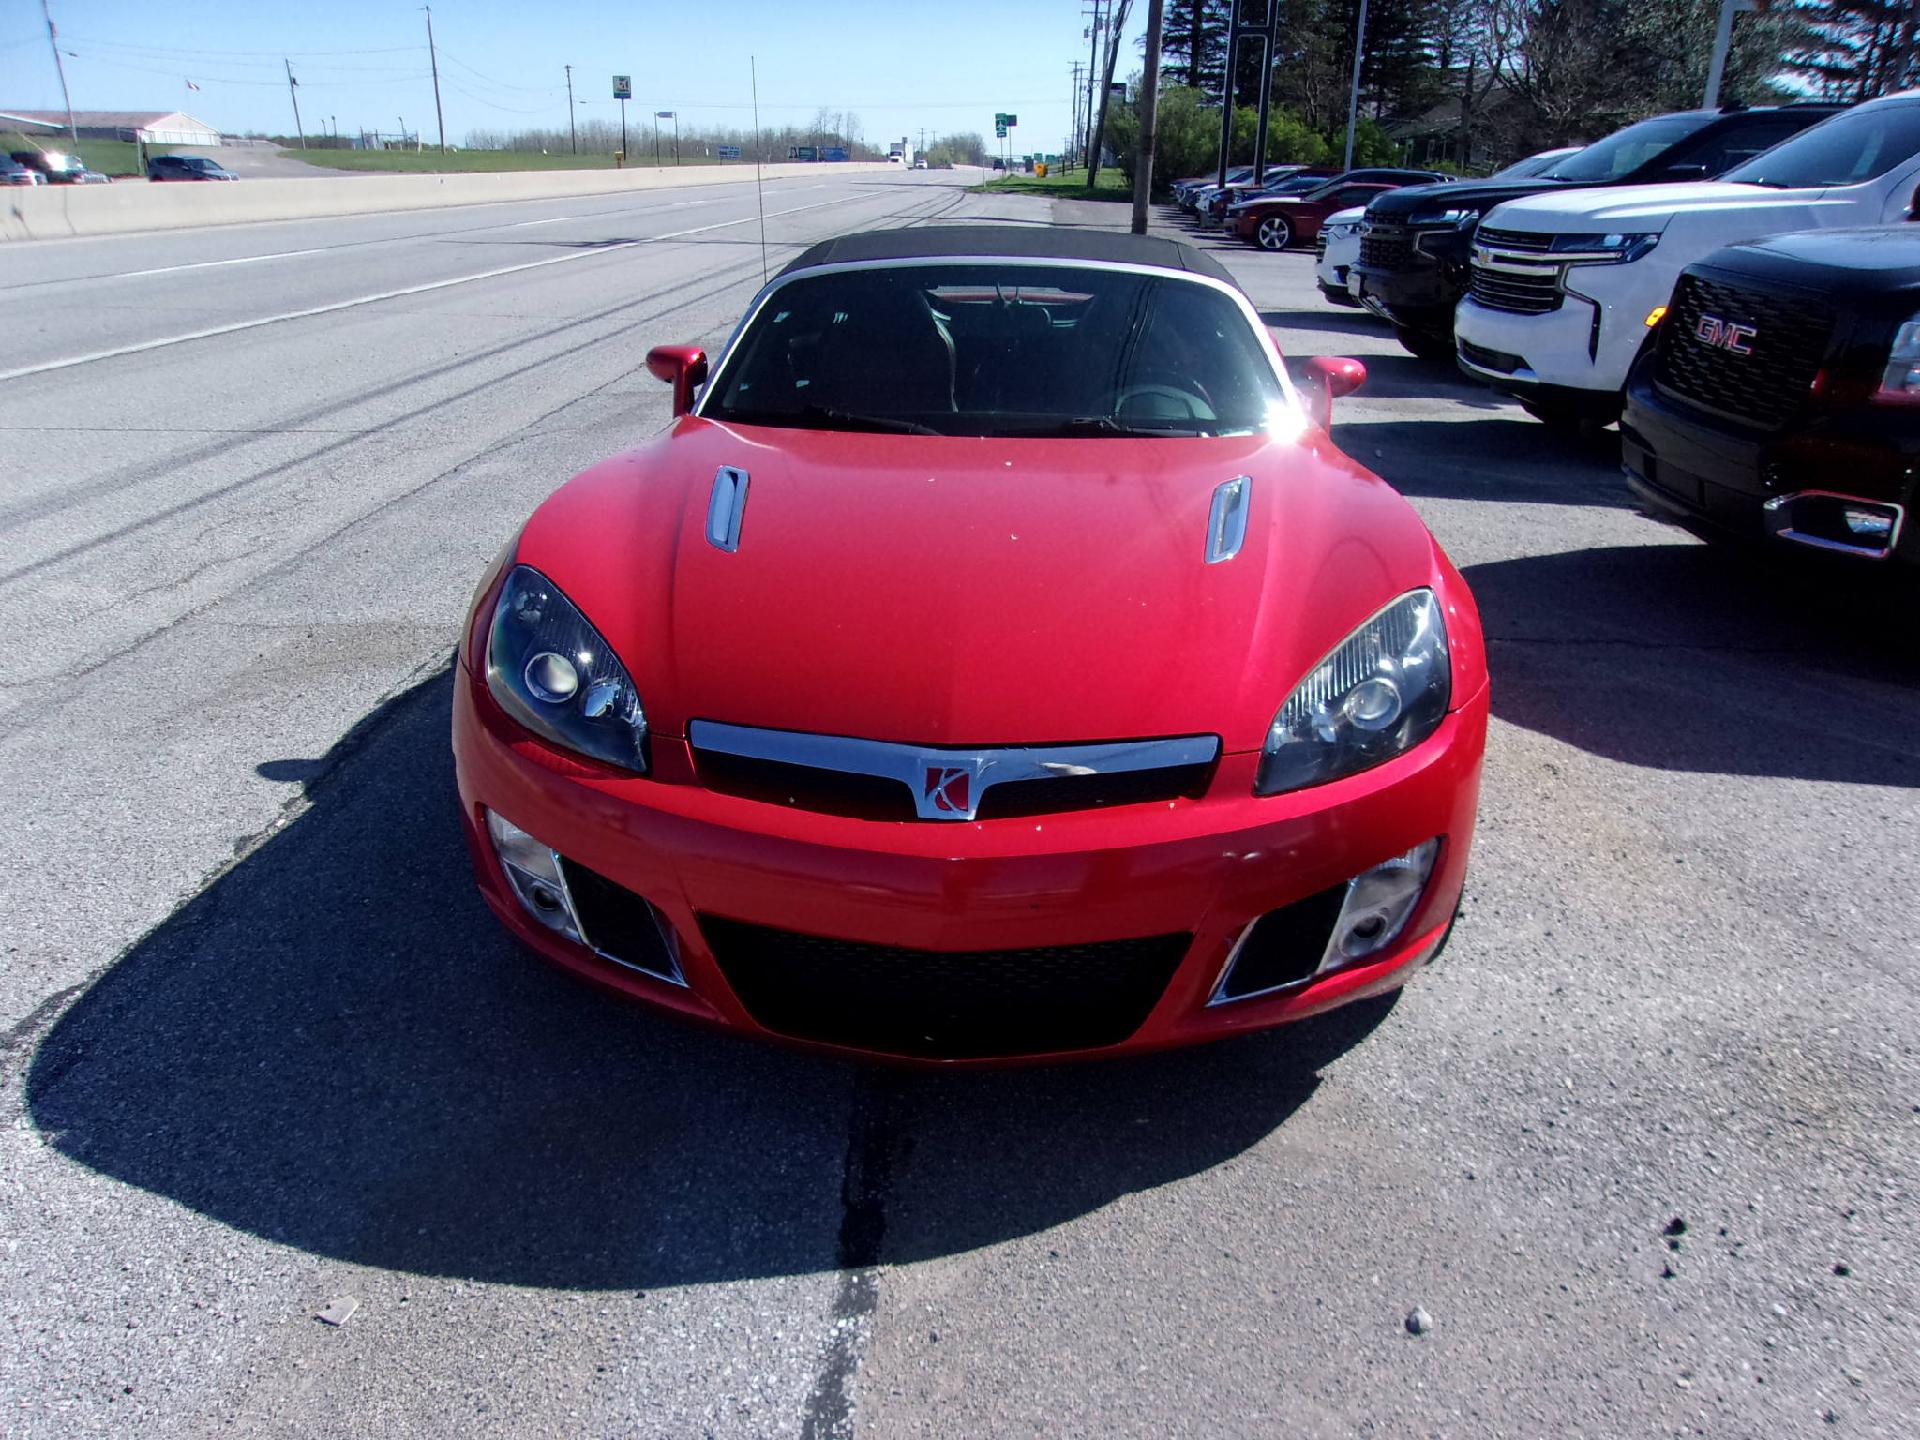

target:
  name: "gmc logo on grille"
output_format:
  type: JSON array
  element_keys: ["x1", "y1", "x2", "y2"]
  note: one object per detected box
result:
[{"x1": 1694, "y1": 314, "x2": 1757, "y2": 355}]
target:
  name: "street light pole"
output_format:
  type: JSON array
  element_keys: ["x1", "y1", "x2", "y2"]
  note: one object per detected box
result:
[
  {"x1": 1704, "y1": 0, "x2": 1758, "y2": 109},
  {"x1": 565, "y1": 65, "x2": 577, "y2": 153},
  {"x1": 1342, "y1": 0, "x2": 1369, "y2": 171}
]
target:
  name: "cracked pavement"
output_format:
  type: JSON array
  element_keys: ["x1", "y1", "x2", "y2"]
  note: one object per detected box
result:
[{"x1": 2, "y1": 172, "x2": 1918, "y2": 1438}]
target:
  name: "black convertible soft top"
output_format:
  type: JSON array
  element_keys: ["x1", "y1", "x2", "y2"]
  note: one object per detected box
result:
[{"x1": 778, "y1": 225, "x2": 1241, "y2": 290}]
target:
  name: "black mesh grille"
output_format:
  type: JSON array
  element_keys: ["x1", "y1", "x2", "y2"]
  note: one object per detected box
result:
[
  {"x1": 560, "y1": 859, "x2": 680, "y2": 982},
  {"x1": 702, "y1": 917, "x2": 1191, "y2": 1058},
  {"x1": 1654, "y1": 271, "x2": 1833, "y2": 428},
  {"x1": 691, "y1": 742, "x2": 1215, "y2": 821},
  {"x1": 1359, "y1": 226, "x2": 1416, "y2": 270},
  {"x1": 1216, "y1": 883, "x2": 1349, "y2": 1000},
  {"x1": 1458, "y1": 339, "x2": 1526, "y2": 375},
  {"x1": 1468, "y1": 262, "x2": 1562, "y2": 314}
]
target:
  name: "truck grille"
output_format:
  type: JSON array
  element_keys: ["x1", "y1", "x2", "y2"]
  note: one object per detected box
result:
[
  {"x1": 702, "y1": 917, "x2": 1190, "y2": 1058},
  {"x1": 1654, "y1": 272, "x2": 1834, "y2": 429},
  {"x1": 1359, "y1": 225, "x2": 1415, "y2": 270},
  {"x1": 1475, "y1": 226, "x2": 1554, "y2": 254},
  {"x1": 1468, "y1": 263, "x2": 1563, "y2": 314}
]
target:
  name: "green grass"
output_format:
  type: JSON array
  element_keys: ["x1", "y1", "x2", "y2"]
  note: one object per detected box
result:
[
  {"x1": 282, "y1": 148, "x2": 741, "y2": 174},
  {"x1": 970, "y1": 166, "x2": 1133, "y2": 201}
]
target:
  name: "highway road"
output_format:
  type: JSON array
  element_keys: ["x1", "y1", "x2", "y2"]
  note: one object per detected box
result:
[{"x1": 2, "y1": 166, "x2": 1917, "y2": 1437}]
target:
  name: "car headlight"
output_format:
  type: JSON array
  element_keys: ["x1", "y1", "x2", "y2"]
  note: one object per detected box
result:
[
  {"x1": 1409, "y1": 206, "x2": 1477, "y2": 227},
  {"x1": 486, "y1": 564, "x2": 648, "y2": 772},
  {"x1": 1324, "y1": 221, "x2": 1358, "y2": 240},
  {"x1": 1550, "y1": 231, "x2": 1659, "y2": 263},
  {"x1": 1256, "y1": 589, "x2": 1450, "y2": 795},
  {"x1": 1876, "y1": 317, "x2": 1920, "y2": 402}
]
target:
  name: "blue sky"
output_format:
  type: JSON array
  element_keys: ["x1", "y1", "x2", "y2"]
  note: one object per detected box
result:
[{"x1": 2, "y1": 1, "x2": 1141, "y2": 152}]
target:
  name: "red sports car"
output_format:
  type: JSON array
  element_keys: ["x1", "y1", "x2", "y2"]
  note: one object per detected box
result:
[
  {"x1": 453, "y1": 226, "x2": 1487, "y2": 1063},
  {"x1": 1230, "y1": 172, "x2": 1447, "y2": 252}
]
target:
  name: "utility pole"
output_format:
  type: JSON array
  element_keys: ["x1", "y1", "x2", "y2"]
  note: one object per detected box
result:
[
  {"x1": 1084, "y1": 0, "x2": 1103, "y2": 173},
  {"x1": 286, "y1": 60, "x2": 307, "y2": 149},
  {"x1": 39, "y1": 0, "x2": 77, "y2": 143},
  {"x1": 1132, "y1": 0, "x2": 1165, "y2": 235},
  {"x1": 1342, "y1": 0, "x2": 1368, "y2": 171},
  {"x1": 1069, "y1": 62, "x2": 1085, "y2": 164},
  {"x1": 565, "y1": 65, "x2": 577, "y2": 153},
  {"x1": 653, "y1": 110, "x2": 660, "y2": 165},
  {"x1": 424, "y1": 7, "x2": 446, "y2": 152},
  {"x1": 1088, "y1": 0, "x2": 1131, "y2": 187}
]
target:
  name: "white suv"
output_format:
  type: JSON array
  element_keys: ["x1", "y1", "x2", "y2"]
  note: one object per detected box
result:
[
  {"x1": 1454, "y1": 93, "x2": 1920, "y2": 426},
  {"x1": 1314, "y1": 206, "x2": 1368, "y2": 305}
]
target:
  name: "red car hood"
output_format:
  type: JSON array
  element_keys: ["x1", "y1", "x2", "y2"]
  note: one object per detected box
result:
[{"x1": 514, "y1": 417, "x2": 1457, "y2": 752}]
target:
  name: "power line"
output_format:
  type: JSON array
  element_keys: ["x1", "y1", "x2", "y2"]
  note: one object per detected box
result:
[{"x1": 66, "y1": 34, "x2": 425, "y2": 58}]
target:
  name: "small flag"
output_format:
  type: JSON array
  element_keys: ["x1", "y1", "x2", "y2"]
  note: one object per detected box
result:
[{"x1": 186, "y1": 79, "x2": 200, "y2": 91}]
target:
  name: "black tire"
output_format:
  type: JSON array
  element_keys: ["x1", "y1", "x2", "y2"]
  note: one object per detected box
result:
[
  {"x1": 1394, "y1": 325, "x2": 1454, "y2": 362},
  {"x1": 1255, "y1": 215, "x2": 1292, "y2": 252}
]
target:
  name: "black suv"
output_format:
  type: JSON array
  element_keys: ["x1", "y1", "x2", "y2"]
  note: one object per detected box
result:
[
  {"x1": 1623, "y1": 228, "x2": 1920, "y2": 567},
  {"x1": 148, "y1": 155, "x2": 238, "y2": 181},
  {"x1": 1354, "y1": 104, "x2": 1844, "y2": 359}
]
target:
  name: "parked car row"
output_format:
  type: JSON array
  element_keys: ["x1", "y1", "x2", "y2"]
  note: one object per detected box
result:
[
  {"x1": 1255, "y1": 93, "x2": 1920, "y2": 570},
  {"x1": 2, "y1": 149, "x2": 241, "y2": 183},
  {"x1": 7, "y1": 149, "x2": 110, "y2": 184}
]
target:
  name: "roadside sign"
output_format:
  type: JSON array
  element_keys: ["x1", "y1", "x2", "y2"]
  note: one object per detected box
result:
[
  {"x1": 612, "y1": 75, "x2": 631, "y2": 100},
  {"x1": 1004, "y1": 114, "x2": 1018, "y2": 128},
  {"x1": 716, "y1": 143, "x2": 741, "y2": 160}
]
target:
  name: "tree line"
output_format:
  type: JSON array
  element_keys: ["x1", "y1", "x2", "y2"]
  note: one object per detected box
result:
[
  {"x1": 459, "y1": 108, "x2": 989, "y2": 168},
  {"x1": 1136, "y1": 0, "x2": 1915, "y2": 174}
]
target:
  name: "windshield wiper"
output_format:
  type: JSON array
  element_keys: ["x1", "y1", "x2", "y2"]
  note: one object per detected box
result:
[
  {"x1": 1048, "y1": 415, "x2": 1209, "y2": 437},
  {"x1": 799, "y1": 405, "x2": 943, "y2": 435}
]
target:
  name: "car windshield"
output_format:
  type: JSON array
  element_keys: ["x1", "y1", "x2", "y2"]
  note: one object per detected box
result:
[
  {"x1": 704, "y1": 263, "x2": 1286, "y2": 438},
  {"x1": 1539, "y1": 116, "x2": 1708, "y2": 181},
  {"x1": 1722, "y1": 102, "x2": 1920, "y2": 188}
]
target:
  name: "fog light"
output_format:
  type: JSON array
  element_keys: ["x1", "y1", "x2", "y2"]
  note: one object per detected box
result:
[
  {"x1": 1319, "y1": 838, "x2": 1440, "y2": 974},
  {"x1": 485, "y1": 809, "x2": 586, "y2": 943}
]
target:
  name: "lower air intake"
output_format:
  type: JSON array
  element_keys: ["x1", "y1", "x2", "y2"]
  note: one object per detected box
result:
[{"x1": 701, "y1": 918, "x2": 1190, "y2": 1059}]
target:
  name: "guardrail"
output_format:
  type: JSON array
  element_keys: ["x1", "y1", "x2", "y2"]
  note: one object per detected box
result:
[{"x1": 2, "y1": 162, "x2": 896, "y2": 242}]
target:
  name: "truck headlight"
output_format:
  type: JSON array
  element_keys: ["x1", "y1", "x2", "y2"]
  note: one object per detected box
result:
[
  {"x1": 1257, "y1": 590, "x2": 1451, "y2": 795},
  {"x1": 1409, "y1": 206, "x2": 1477, "y2": 227},
  {"x1": 1551, "y1": 231, "x2": 1659, "y2": 263},
  {"x1": 486, "y1": 565, "x2": 648, "y2": 772},
  {"x1": 1876, "y1": 318, "x2": 1920, "y2": 402}
]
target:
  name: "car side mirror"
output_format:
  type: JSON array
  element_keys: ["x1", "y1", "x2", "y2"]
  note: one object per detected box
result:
[
  {"x1": 646, "y1": 344, "x2": 709, "y2": 416},
  {"x1": 1301, "y1": 355, "x2": 1366, "y2": 428}
]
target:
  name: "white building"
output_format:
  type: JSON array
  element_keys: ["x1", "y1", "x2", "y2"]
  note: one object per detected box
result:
[{"x1": 0, "y1": 110, "x2": 223, "y2": 145}]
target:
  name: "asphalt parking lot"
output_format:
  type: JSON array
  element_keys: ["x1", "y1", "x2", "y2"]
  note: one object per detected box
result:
[{"x1": 2, "y1": 169, "x2": 1917, "y2": 1437}]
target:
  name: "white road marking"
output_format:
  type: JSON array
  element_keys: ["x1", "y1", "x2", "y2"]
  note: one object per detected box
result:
[
  {"x1": 0, "y1": 194, "x2": 872, "y2": 383},
  {"x1": 111, "y1": 247, "x2": 328, "y2": 280},
  {"x1": 508, "y1": 216, "x2": 576, "y2": 228}
]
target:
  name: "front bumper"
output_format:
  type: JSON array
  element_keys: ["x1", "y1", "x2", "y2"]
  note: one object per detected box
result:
[
  {"x1": 1622, "y1": 369, "x2": 1919, "y2": 565},
  {"x1": 453, "y1": 665, "x2": 1488, "y2": 1064},
  {"x1": 1453, "y1": 259, "x2": 1666, "y2": 400}
]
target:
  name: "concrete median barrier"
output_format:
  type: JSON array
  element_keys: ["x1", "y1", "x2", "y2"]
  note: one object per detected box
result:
[{"x1": 1, "y1": 162, "x2": 896, "y2": 243}]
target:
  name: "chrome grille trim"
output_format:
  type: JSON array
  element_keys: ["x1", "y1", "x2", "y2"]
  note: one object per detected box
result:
[{"x1": 688, "y1": 721, "x2": 1221, "y2": 822}]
